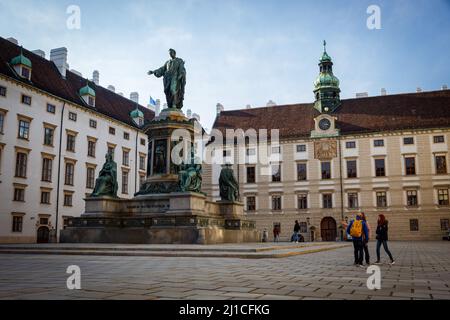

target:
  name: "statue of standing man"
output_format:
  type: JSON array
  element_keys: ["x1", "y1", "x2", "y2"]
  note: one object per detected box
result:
[{"x1": 148, "y1": 49, "x2": 186, "y2": 110}]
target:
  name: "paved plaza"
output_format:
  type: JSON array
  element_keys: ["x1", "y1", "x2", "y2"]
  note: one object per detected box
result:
[{"x1": 0, "y1": 241, "x2": 449, "y2": 300}]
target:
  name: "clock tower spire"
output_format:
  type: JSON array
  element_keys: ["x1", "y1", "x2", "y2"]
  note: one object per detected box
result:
[{"x1": 313, "y1": 40, "x2": 341, "y2": 113}]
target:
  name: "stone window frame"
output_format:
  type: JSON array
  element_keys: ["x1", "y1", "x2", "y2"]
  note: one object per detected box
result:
[
  {"x1": 373, "y1": 157, "x2": 387, "y2": 177},
  {"x1": 246, "y1": 165, "x2": 256, "y2": 183},
  {"x1": 68, "y1": 111, "x2": 77, "y2": 122},
  {"x1": 245, "y1": 195, "x2": 257, "y2": 212},
  {"x1": 107, "y1": 142, "x2": 117, "y2": 160},
  {"x1": 296, "y1": 161, "x2": 307, "y2": 181},
  {"x1": 433, "y1": 135, "x2": 445, "y2": 144},
  {"x1": 0, "y1": 85, "x2": 7, "y2": 97},
  {"x1": 65, "y1": 129, "x2": 78, "y2": 153},
  {"x1": 87, "y1": 136, "x2": 97, "y2": 158},
  {"x1": 373, "y1": 139, "x2": 385, "y2": 147},
  {"x1": 85, "y1": 162, "x2": 97, "y2": 190},
  {"x1": 14, "y1": 146, "x2": 31, "y2": 179},
  {"x1": 321, "y1": 161, "x2": 332, "y2": 180},
  {"x1": 437, "y1": 188, "x2": 449, "y2": 206},
  {"x1": 89, "y1": 119, "x2": 97, "y2": 129},
  {"x1": 121, "y1": 168, "x2": 130, "y2": 195},
  {"x1": 403, "y1": 155, "x2": 417, "y2": 176},
  {"x1": 345, "y1": 141, "x2": 356, "y2": 149},
  {"x1": 321, "y1": 192, "x2": 333, "y2": 209},
  {"x1": 123, "y1": 131, "x2": 130, "y2": 140},
  {"x1": 63, "y1": 190, "x2": 74, "y2": 207},
  {"x1": 345, "y1": 158, "x2": 358, "y2": 179},
  {"x1": 41, "y1": 152, "x2": 55, "y2": 183},
  {"x1": 21, "y1": 94, "x2": 32, "y2": 106},
  {"x1": 64, "y1": 157, "x2": 77, "y2": 186},
  {"x1": 409, "y1": 219, "x2": 419, "y2": 232},
  {"x1": 347, "y1": 191, "x2": 360, "y2": 210},
  {"x1": 43, "y1": 122, "x2": 57, "y2": 147},
  {"x1": 139, "y1": 152, "x2": 146, "y2": 172},
  {"x1": 46, "y1": 103, "x2": 56, "y2": 114},
  {"x1": 434, "y1": 153, "x2": 448, "y2": 175},
  {"x1": 0, "y1": 143, "x2": 5, "y2": 175},
  {"x1": 270, "y1": 194, "x2": 283, "y2": 212},
  {"x1": 296, "y1": 192, "x2": 308, "y2": 210},
  {"x1": 0, "y1": 107, "x2": 8, "y2": 134},
  {"x1": 271, "y1": 163, "x2": 282, "y2": 182},
  {"x1": 296, "y1": 144, "x2": 307, "y2": 153},
  {"x1": 374, "y1": 189, "x2": 388, "y2": 208},
  {"x1": 403, "y1": 137, "x2": 414, "y2": 145},
  {"x1": 40, "y1": 187, "x2": 52, "y2": 205},
  {"x1": 122, "y1": 147, "x2": 131, "y2": 167},
  {"x1": 109, "y1": 126, "x2": 116, "y2": 135},
  {"x1": 17, "y1": 114, "x2": 33, "y2": 141},
  {"x1": 405, "y1": 189, "x2": 419, "y2": 207},
  {"x1": 11, "y1": 212, "x2": 25, "y2": 233},
  {"x1": 13, "y1": 183, "x2": 27, "y2": 202},
  {"x1": 440, "y1": 219, "x2": 450, "y2": 231}
]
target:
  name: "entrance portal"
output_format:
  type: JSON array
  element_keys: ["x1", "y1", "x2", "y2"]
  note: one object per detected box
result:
[
  {"x1": 320, "y1": 217, "x2": 337, "y2": 241},
  {"x1": 37, "y1": 226, "x2": 50, "y2": 243}
]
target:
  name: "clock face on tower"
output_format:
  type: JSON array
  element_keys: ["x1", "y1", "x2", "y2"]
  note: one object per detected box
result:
[{"x1": 319, "y1": 118, "x2": 331, "y2": 131}]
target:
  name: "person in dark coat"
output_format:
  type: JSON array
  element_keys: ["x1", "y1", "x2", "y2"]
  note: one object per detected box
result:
[{"x1": 375, "y1": 214, "x2": 395, "y2": 265}]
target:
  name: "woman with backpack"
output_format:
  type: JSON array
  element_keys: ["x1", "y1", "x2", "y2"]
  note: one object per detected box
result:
[
  {"x1": 361, "y1": 212, "x2": 371, "y2": 265},
  {"x1": 375, "y1": 214, "x2": 395, "y2": 265}
]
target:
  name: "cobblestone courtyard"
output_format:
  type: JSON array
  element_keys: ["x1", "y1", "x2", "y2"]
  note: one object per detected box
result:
[{"x1": 0, "y1": 241, "x2": 449, "y2": 300}]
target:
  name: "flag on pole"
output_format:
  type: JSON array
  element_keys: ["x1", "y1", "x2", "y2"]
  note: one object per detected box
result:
[{"x1": 149, "y1": 96, "x2": 157, "y2": 106}]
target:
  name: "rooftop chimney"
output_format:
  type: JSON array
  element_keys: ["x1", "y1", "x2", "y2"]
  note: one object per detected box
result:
[
  {"x1": 70, "y1": 69, "x2": 82, "y2": 77},
  {"x1": 50, "y1": 47, "x2": 68, "y2": 78},
  {"x1": 266, "y1": 100, "x2": 277, "y2": 107},
  {"x1": 92, "y1": 70, "x2": 99, "y2": 85},
  {"x1": 155, "y1": 100, "x2": 161, "y2": 116},
  {"x1": 107, "y1": 85, "x2": 116, "y2": 92},
  {"x1": 246, "y1": 104, "x2": 251, "y2": 109},
  {"x1": 416, "y1": 87, "x2": 422, "y2": 93},
  {"x1": 7, "y1": 37, "x2": 18, "y2": 45},
  {"x1": 130, "y1": 92, "x2": 139, "y2": 104},
  {"x1": 187, "y1": 109, "x2": 192, "y2": 118},
  {"x1": 216, "y1": 103, "x2": 224, "y2": 115},
  {"x1": 355, "y1": 92, "x2": 369, "y2": 98},
  {"x1": 32, "y1": 49, "x2": 45, "y2": 58},
  {"x1": 118, "y1": 92, "x2": 124, "y2": 96},
  {"x1": 442, "y1": 84, "x2": 448, "y2": 90},
  {"x1": 381, "y1": 88, "x2": 387, "y2": 96},
  {"x1": 192, "y1": 113, "x2": 200, "y2": 122}
]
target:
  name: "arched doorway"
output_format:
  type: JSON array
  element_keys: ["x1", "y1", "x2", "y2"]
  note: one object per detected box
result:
[
  {"x1": 321, "y1": 217, "x2": 337, "y2": 241},
  {"x1": 37, "y1": 226, "x2": 50, "y2": 243}
]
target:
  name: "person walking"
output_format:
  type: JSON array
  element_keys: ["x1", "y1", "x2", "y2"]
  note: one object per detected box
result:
[
  {"x1": 292, "y1": 220, "x2": 301, "y2": 243},
  {"x1": 375, "y1": 214, "x2": 395, "y2": 265},
  {"x1": 346, "y1": 213, "x2": 369, "y2": 267},
  {"x1": 273, "y1": 225, "x2": 280, "y2": 243},
  {"x1": 361, "y1": 212, "x2": 371, "y2": 265}
]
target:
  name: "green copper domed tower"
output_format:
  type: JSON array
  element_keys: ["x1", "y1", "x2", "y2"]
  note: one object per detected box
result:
[{"x1": 313, "y1": 41, "x2": 341, "y2": 113}]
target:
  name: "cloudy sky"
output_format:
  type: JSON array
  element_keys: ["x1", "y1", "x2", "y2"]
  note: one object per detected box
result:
[{"x1": 0, "y1": 0, "x2": 449, "y2": 130}]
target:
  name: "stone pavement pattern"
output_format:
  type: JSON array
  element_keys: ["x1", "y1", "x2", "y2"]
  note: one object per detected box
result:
[{"x1": 0, "y1": 241, "x2": 449, "y2": 300}]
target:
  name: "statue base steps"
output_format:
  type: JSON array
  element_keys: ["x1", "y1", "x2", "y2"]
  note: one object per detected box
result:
[{"x1": 60, "y1": 192, "x2": 260, "y2": 244}]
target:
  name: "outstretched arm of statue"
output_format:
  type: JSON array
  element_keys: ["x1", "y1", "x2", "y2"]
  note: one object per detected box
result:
[
  {"x1": 147, "y1": 70, "x2": 154, "y2": 75},
  {"x1": 152, "y1": 65, "x2": 167, "y2": 78}
]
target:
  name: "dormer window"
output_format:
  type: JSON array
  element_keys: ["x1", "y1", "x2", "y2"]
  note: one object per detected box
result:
[
  {"x1": 10, "y1": 48, "x2": 32, "y2": 81},
  {"x1": 130, "y1": 105, "x2": 144, "y2": 127},
  {"x1": 79, "y1": 81, "x2": 96, "y2": 107}
]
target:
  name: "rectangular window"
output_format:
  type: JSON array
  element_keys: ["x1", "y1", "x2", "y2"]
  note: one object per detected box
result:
[
  {"x1": 109, "y1": 127, "x2": 116, "y2": 135},
  {"x1": 44, "y1": 127, "x2": 54, "y2": 146},
  {"x1": 13, "y1": 188, "x2": 25, "y2": 201},
  {"x1": 15, "y1": 152, "x2": 27, "y2": 178},
  {"x1": 86, "y1": 167, "x2": 95, "y2": 189},
  {"x1": 0, "y1": 113, "x2": 4, "y2": 133},
  {"x1": 296, "y1": 144, "x2": 306, "y2": 152},
  {"x1": 375, "y1": 159, "x2": 386, "y2": 177},
  {"x1": 346, "y1": 160, "x2": 357, "y2": 178},
  {"x1": 323, "y1": 194, "x2": 333, "y2": 209},
  {"x1": 89, "y1": 119, "x2": 97, "y2": 128},
  {"x1": 64, "y1": 193, "x2": 73, "y2": 207},
  {"x1": 88, "y1": 96, "x2": 95, "y2": 106},
  {"x1": 246, "y1": 196, "x2": 256, "y2": 211},
  {"x1": 21, "y1": 67, "x2": 30, "y2": 79},
  {"x1": 223, "y1": 149, "x2": 231, "y2": 157},
  {"x1": 12, "y1": 216, "x2": 23, "y2": 232},
  {"x1": 108, "y1": 146, "x2": 115, "y2": 159},
  {"x1": 46, "y1": 104, "x2": 56, "y2": 114},
  {"x1": 410, "y1": 219, "x2": 419, "y2": 231},
  {"x1": 297, "y1": 163, "x2": 307, "y2": 181},
  {"x1": 348, "y1": 193, "x2": 359, "y2": 209},
  {"x1": 406, "y1": 190, "x2": 418, "y2": 207},
  {"x1": 321, "y1": 162, "x2": 331, "y2": 179},
  {"x1": 139, "y1": 156, "x2": 146, "y2": 171},
  {"x1": 39, "y1": 217, "x2": 49, "y2": 225},
  {"x1": 41, "y1": 158, "x2": 53, "y2": 182},
  {"x1": 376, "y1": 191, "x2": 387, "y2": 208},
  {"x1": 438, "y1": 189, "x2": 449, "y2": 206},
  {"x1": 271, "y1": 164, "x2": 281, "y2": 182},
  {"x1": 21, "y1": 95, "x2": 31, "y2": 105},
  {"x1": 0, "y1": 86, "x2": 6, "y2": 97},
  {"x1": 433, "y1": 135, "x2": 445, "y2": 143},
  {"x1": 441, "y1": 219, "x2": 449, "y2": 231},
  {"x1": 271, "y1": 146, "x2": 281, "y2": 154},
  {"x1": 18, "y1": 119, "x2": 30, "y2": 139},
  {"x1": 435, "y1": 155, "x2": 447, "y2": 174},
  {"x1": 88, "y1": 140, "x2": 96, "y2": 157},
  {"x1": 374, "y1": 139, "x2": 384, "y2": 147},
  {"x1": 299, "y1": 222, "x2": 308, "y2": 233},
  {"x1": 122, "y1": 171, "x2": 129, "y2": 194},
  {"x1": 123, "y1": 132, "x2": 130, "y2": 140},
  {"x1": 68, "y1": 112, "x2": 77, "y2": 121},
  {"x1": 41, "y1": 191, "x2": 51, "y2": 204},
  {"x1": 298, "y1": 194, "x2": 308, "y2": 210},
  {"x1": 140, "y1": 138, "x2": 146, "y2": 146},
  {"x1": 345, "y1": 141, "x2": 356, "y2": 149},
  {"x1": 272, "y1": 195, "x2": 282, "y2": 211},
  {"x1": 404, "y1": 137, "x2": 414, "y2": 145},
  {"x1": 123, "y1": 150, "x2": 130, "y2": 166},
  {"x1": 67, "y1": 134, "x2": 76, "y2": 152},
  {"x1": 246, "y1": 166, "x2": 256, "y2": 183},
  {"x1": 405, "y1": 157, "x2": 416, "y2": 175},
  {"x1": 65, "y1": 163, "x2": 74, "y2": 186}
]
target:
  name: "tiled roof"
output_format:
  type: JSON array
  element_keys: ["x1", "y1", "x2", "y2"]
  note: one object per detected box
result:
[
  {"x1": 213, "y1": 90, "x2": 450, "y2": 139},
  {"x1": 0, "y1": 36, "x2": 154, "y2": 128}
]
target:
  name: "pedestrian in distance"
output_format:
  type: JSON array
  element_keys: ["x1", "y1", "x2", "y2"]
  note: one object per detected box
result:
[
  {"x1": 361, "y1": 212, "x2": 371, "y2": 265},
  {"x1": 292, "y1": 220, "x2": 301, "y2": 243}
]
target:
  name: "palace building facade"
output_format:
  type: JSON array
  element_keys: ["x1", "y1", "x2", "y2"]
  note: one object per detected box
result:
[
  {"x1": 0, "y1": 37, "x2": 153, "y2": 243},
  {"x1": 204, "y1": 45, "x2": 450, "y2": 241}
]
